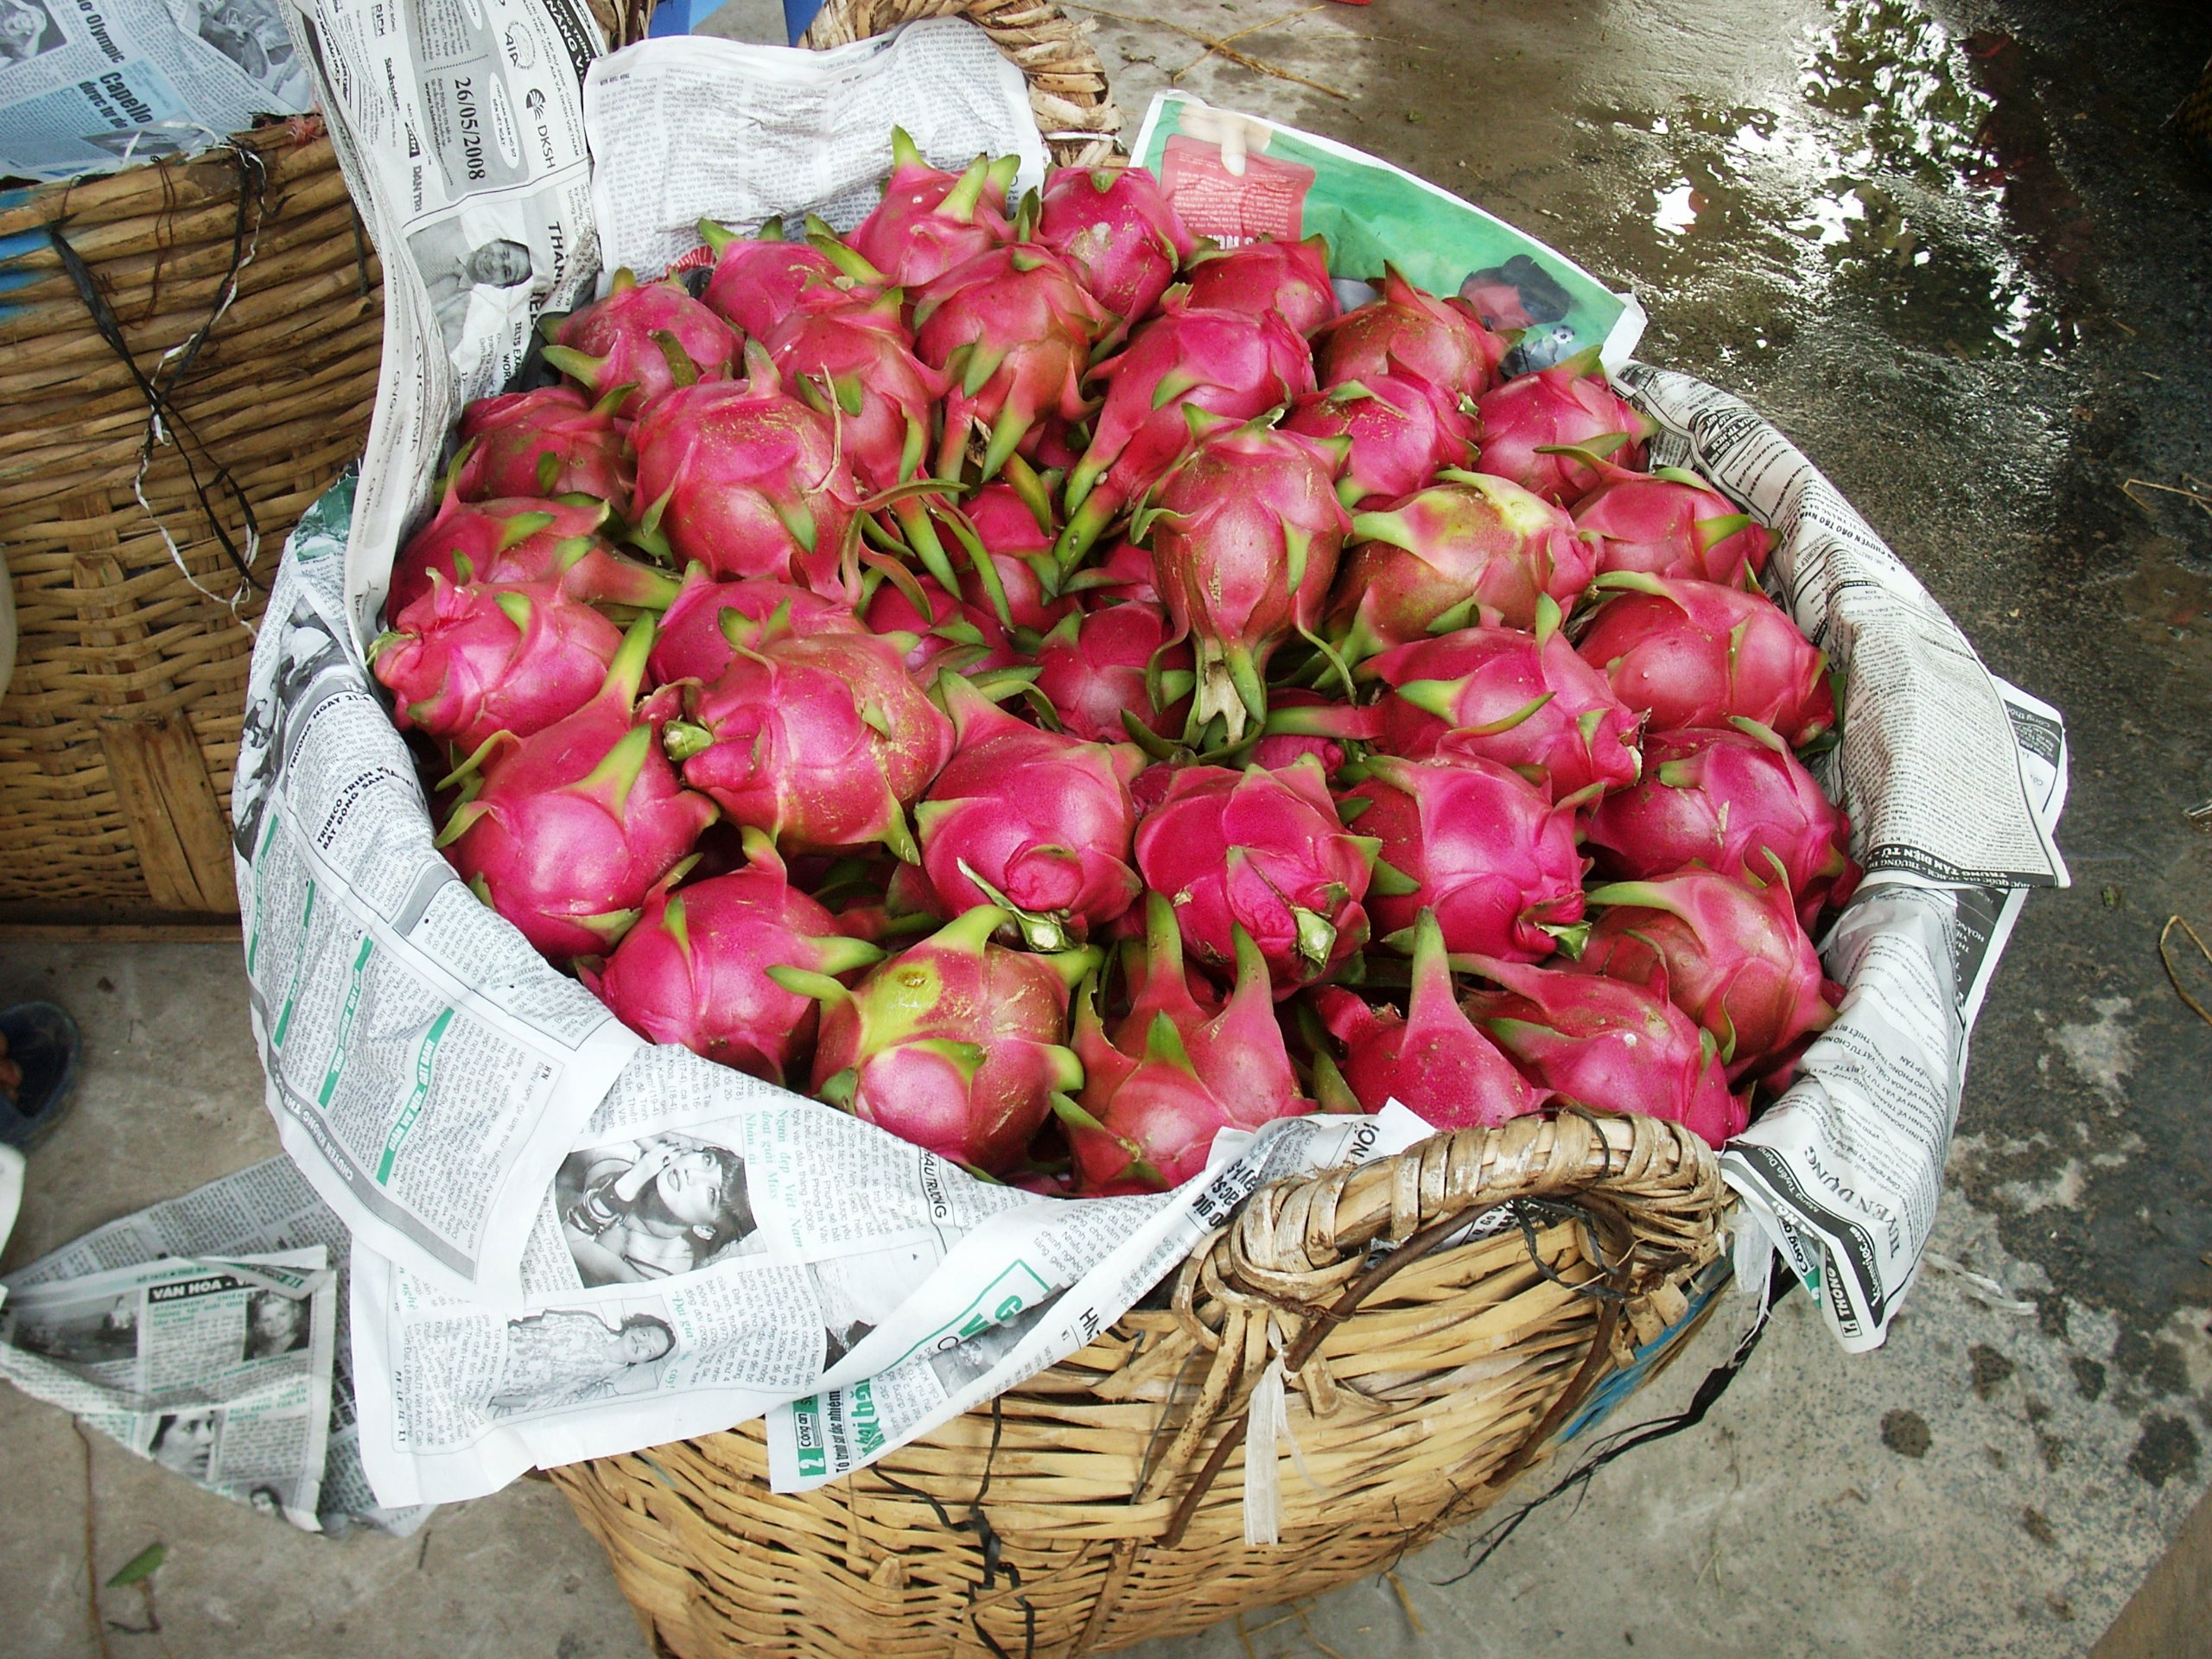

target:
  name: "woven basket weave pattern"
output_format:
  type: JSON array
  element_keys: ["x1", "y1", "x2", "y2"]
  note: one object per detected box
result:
[
  {"x1": 802, "y1": 0, "x2": 1123, "y2": 164},
  {"x1": 555, "y1": 1115, "x2": 1726, "y2": 1658},
  {"x1": 0, "y1": 127, "x2": 381, "y2": 917}
]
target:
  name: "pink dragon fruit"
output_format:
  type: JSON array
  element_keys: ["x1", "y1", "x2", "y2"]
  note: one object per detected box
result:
[
  {"x1": 1063, "y1": 539, "x2": 1160, "y2": 605},
  {"x1": 629, "y1": 347, "x2": 864, "y2": 599},
  {"x1": 544, "y1": 270, "x2": 739, "y2": 420},
  {"x1": 1313, "y1": 265, "x2": 1509, "y2": 397},
  {"x1": 1037, "y1": 163, "x2": 1193, "y2": 325},
  {"x1": 932, "y1": 477, "x2": 1065, "y2": 632},
  {"x1": 389, "y1": 493, "x2": 677, "y2": 618},
  {"x1": 1363, "y1": 607, "x2": 1640, "y2": 802},
  {"x1": 1572, "y1": 464, "x2": 1770, "y2": 586},
  {"x1": 669, "y1": 628, "x2": 954, "y2": 855},
  {"x1": 582, "y1": 829, "x2": 882, "y2": 1084},
  {"x1": 698, "y1": 217, "x2": 876, "y2": 338},
  {"x1": 1128, "y1": 761, "x2": 1180, "y2": 816},
  {"x1": 374, "y1": 575, "x2": 622, "y2": 753},
  {"x1": 796, "y1": 903, "x2": 1095, "y2": 1173},
  {"x1": 1472, "y1": 348, "x2": 1656, "y2": 505},
  {"x1": 965, "y1": 478, "x2": 1054, "y2": 556},
  {"x1": 1576, "y1": 868, "x2": 1837, "y2": 1084},
  {"x1": 647, "y1": 566, "x2": 861, "y2": 685},
  {"x1": 1574, "y1": 573, "x2": 1834, "y2": 746},
  {"x1": 1134, "y1": 757, "x2": 1378, "y2": 996},
  {"x1": 1143, "y1": 421, "x2": 1351, "y2": 742},
  {"x1": 1032, "y1": 601, "x2": 1194, "y2": 745},
  {"x1": 1313, "y1": 909, "x2": 1543, "y2": 1127},
  {"x1": 1581, "y1": 722, "x2": 1862, "y2": 927},
  {"x1": 908, "y1": 675, "x2": 1145, "y2": 948},
  {"x1": 1249, "y1": 688, "x2": 1379, "y2": 774},
  {"x1": 915, "y1": 245, "x2": 1110, "y2": 480},
  {"x1": 454, "y1": 386, "x2": 632, "y2": 503},
  {"x1": 1056, "y1": 299, "x2": 1317, "y2": 568},
  {"x1": 1325, "y1": 469, "x2": 1597, "y2": 658},
  {"x1": 1103, "y1": 888, "x2": 1224, "y2": 1047},
  {"x1": 1179, "y1": 236, "x2": 1340, "y2": 336},
  {"x1": 1064, "y1": 908, "x2": 1311, "y2": 1192},
  {"x1": 765, "y1": 290, "x2": 950, "y2": 493},
  {"x1": 861, "y1": 569, "x2": 1017, "y2": 678},
  {"x1": 1465, "y1": 956, "x2": 1748, "y2": 1147},
  {"x1": 846, "y1": 131, "x2": 1018, "y2": 293},
  {"x1": 1339, "y1": 752, "x2": 1586, "y2": 960},
  {"x1": 440, "y1": 620, "x2": 720, "y2": 958},
  {"x1": 1282, "y1": 373, "x2": 1481, "y2": 509}
]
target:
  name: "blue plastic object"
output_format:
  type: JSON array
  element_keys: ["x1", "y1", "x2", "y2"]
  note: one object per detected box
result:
[
  {"x1": 783, "y1": 0, "x2": 823, "y2": 43},
  {"x1": 0, "y1": 1001, "x2": 81, "y2": 1150},
  {"x1": 647, "y1": 0, "x2": 728, "y2": 35}
]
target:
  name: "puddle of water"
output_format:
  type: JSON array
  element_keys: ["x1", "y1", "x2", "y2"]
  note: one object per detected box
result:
[{"x1": 1590, "y1": 0, "x2": 2069, "y2": 359}]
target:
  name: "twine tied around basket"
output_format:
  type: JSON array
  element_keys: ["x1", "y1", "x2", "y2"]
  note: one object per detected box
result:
[
  {"x1": 1143, "y1": 1112, "x2": 1719, "y2": 1552},
  {"x1": 43, "y1": 139, "x2": 272, "y2": 625}
]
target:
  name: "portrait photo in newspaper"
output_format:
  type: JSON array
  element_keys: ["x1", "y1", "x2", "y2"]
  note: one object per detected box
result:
[
  {"x1": 555, "y1": 1131, "x2": 760, "y2": 1288},
  {"x1": 925, "y1": 1291, "x2": 1063, "y2": 1395},
  {"x1": 184, "y1": 0, "x2": 310, "y2": 106},
  {"x1": 149, "y1": 1407, "x2": 223, "y2": 1481},
  {"x1": 487, "y1": 1302, "x2": 677, "y2": 1414},
  {"x1": 408, "y1": 220, "x2": 538, "y2": 356},
  {"x1": 0, "y1": 0, "x2": 65, "y2": 64},
  {"x1": 244, "y1": 1287, "x2": 313, "y2": 1360},
  {"x1": 232, "y1": 582, "x2": 353, "y2": 862}
]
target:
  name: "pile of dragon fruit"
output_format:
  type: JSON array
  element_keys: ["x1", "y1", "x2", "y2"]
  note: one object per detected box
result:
[{"x1": 373, "y1": 133, "x2": 1862, "y2": 1194}]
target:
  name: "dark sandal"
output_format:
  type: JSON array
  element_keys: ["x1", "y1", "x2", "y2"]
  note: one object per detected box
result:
[{"x1": 0, "y1": 1002, "x2": 82, "y2": 1150}]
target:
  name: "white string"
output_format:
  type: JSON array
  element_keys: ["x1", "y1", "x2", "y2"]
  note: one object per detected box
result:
[{"x1": 1241, "y1": 1352, "x2": 1285, "y2": 1548}]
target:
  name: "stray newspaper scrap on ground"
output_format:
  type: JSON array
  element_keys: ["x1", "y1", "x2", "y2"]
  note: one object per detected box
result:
[{"x1": 0, "y1": 1153, "x2": 423, "y2": 1534}]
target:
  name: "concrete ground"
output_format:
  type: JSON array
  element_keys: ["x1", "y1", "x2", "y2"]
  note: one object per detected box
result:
[{"x1": 5, "y1": 0, "x2": 2211, "y2": 1654}]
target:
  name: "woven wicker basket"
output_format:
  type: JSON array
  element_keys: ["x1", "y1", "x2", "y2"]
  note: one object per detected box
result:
[
  {"x1": 0, "y1": 122, "x2": 381, "y2": 929},
  {"x1": 554, "y1": 1114, "x2": 1728, "y2": 1657}
]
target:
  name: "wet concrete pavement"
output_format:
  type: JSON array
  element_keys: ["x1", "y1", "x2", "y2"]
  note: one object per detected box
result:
[{"x1": 3, "y1": 1, "x2": 2209, "y2": 1655}]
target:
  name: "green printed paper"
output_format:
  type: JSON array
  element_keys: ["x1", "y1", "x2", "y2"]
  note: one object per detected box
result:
[{"x1": 1130, "y1": 94, "x2": 1643, "y2": 372}]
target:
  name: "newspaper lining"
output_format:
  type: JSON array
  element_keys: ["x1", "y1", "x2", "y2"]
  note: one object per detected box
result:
[
  {"x1": 282, "y1": 0, "x2": 607, "y2": 645},
  {"x1": 1614, "y1": 364, "x2": 2071, "y2": 1351},
  {"x1": 0, "y1": 0, "x2": 310, "y2": 181},
  {"x1": 583, "y1": 21, "x2": 1048, "y2": 277},
  {"x1": 211, "y1": 45, "x2": 2069, "y2": 1510},
  {"x1": 232, "y1": 477, "x2": 642, "y2": 1306}
]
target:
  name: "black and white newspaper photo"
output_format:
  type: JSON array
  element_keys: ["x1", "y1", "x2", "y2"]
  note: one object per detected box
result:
[{"x1": 0, "y1": 1247, "x2": 337, "y2": 1529}]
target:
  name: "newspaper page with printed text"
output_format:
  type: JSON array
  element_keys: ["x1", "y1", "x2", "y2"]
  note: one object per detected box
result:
[
  {"x1": 0, "y1": 0, "x2": 312, "y2": 181},
  {"x1": 1612, "y1": 363, "x2": 2070, "y2": 1351},
  {"x1": 281, "y1": 0, "x2": 607, "y2": 643},
  {"x1": 0, "y1": 1154, "x2": 430, "y2": 1534},
  {"x1": 581, "y1": 21, "x2": 1046, "y2": 276},
  {"x1": 0, "y1": 1245, "x2": 338, "y2": 1528}
]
